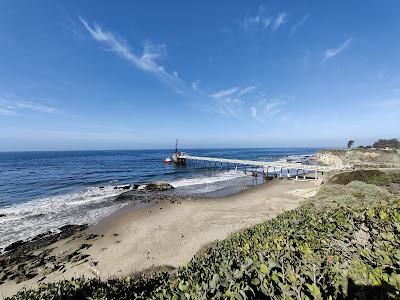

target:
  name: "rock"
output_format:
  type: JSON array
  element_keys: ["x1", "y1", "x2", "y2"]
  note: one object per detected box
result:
[
  {"x1": 4, "y1": 240, "x2": 26, "y2": 252},
  {"x1": 86, "y1": 234, "x2": 98, "y2": 240},
  {"x1": 145, "y1": 182, "x2": 174, "y2": 191},
  {"x1": 0, "y1": 271, "x2": 7, "y2": 281},
  {"x1": 66, "y1": 250, "x2": 80, "y2": 261},
  {"x1": 79, "y1": 243, "x2": 92, "y2": 250},
  {"x1": 0, "y1": 214, "x2": 6, "y2": 218},
  {"x1": 113, "y1": 184, "x2": 140, "y2": 191},
  {"x1": 45, "y1": 263, "x2": 55, "y2": 271}
]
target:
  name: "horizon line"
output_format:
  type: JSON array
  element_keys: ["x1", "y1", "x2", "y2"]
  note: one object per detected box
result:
[{"x1": 0, "y1": 146, "x2": 341, "y2": 153}]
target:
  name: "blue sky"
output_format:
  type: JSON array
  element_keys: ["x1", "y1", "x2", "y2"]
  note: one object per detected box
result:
[{"x1": 0, "y1": 1, "x2": 399, "y2": 151}]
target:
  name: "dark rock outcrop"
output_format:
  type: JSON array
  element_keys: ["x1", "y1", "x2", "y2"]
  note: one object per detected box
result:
[{"x1": 145, "y1": 182, "x2": 174, "y2": 191}]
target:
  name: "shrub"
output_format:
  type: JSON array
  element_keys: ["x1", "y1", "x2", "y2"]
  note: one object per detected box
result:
[
  {"x1": 373, "y1": 139, "x2": 400, "y2": 149},
  {"x1": 327, "y1": 170, "x2": 386, "y2": 185}
]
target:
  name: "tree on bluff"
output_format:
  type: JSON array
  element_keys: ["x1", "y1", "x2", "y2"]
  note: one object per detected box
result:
[
  {"x1": 372, "y1": 138, "x2": 400, "y2": 149},
  {"x1": 347, "y1": 140, "x2": 355, "y2": 149}
]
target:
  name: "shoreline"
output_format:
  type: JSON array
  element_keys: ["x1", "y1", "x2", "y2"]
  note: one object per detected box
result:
[
  {"x1": 0, "y1": 171, "x2": 261, "y2": 252},
  {"x1": 0, "y1": 170, "x2": 257, "y2": 252},
  {"x1": 0, "y1": 177, "x2": 320, "y2": 298}
]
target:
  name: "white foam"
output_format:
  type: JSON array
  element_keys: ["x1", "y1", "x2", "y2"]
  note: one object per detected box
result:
[
  {"x1": 0, "y1": 185, "x2": 129, "y2": 250},
  {"x1": 169, "y1": 170, "x2": 247, "y2": 188},
  {"x1": 275, "y1": 154, "x2": 312, "y2": 164},
  {"x1": 0, "y1": 171, "x2": 249, "y2": 249}
]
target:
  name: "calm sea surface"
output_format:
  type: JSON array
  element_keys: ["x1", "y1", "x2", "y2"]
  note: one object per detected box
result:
[{"x1": 0, "y1": 148, "x2": 319, "y2": 249}]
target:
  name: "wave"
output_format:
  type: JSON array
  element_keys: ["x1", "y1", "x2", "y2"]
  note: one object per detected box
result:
[
  {"x1": 0, "y1": 171, "x2": 248, "y2": 249},
  {"x1": 0, "y1": 185, "x2": 129, "y2": 250},
  {"x1": 169, "y1": 170, "x2": 247, "y2": 188}
]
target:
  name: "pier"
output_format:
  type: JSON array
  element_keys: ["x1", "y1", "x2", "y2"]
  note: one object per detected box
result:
[{"x1": 175, "y1": 154, "x2": 337, "y2": 180}]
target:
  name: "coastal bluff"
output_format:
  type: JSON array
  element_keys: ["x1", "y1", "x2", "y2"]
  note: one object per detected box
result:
[{"x1": 314, "y1": 148, "x2": 400, "y2": 169}]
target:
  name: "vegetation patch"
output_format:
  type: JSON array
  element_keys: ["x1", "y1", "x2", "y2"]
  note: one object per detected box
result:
[
  {"x1": 373, "y1": 139, "x2": 400, "y2": 150},
  {"x1": 328, "y1": 170, "x2": 400, "y2": 195},
  {"x1": 327, "y1": 170, "x2": 386, "y2": 185},
  {"x1": 7, "y1": 182, "x2": 400, "y2": 299}
]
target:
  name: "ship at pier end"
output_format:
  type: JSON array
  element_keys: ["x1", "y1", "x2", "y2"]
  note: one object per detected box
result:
[{"x1": 172, "y1": 139, "x2": 187, "y2": 165}]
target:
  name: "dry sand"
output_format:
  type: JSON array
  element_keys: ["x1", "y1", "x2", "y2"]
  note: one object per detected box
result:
[{"x1": 1, "y1": 179, "x2": 319, "y2": 298}]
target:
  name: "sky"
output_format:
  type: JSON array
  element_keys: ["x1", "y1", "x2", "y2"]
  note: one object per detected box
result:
[{"x1": 0, "y1": 1, "x2": 399, "y2": 151}]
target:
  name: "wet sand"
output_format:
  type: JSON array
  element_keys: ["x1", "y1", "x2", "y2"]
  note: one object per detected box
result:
[{"x1": 0, "y1": 178, "x2": 320, "y2": 299}]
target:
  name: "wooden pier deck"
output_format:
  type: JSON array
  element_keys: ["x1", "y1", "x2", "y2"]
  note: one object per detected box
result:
[{"x1": 179, "y1": 154, "x2": 337, "y2": 179}]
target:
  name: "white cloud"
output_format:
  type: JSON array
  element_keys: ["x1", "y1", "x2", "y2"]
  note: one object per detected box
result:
[
  {"x1": 263, "y1": 18, "x2": 272, "y2": 28},
  {"x1": 191, "y1": 80, "x2": 200, "y2": 93},
  {"x1": 250, "y1": 106, "x2": 259, "y2": 120},
  {"x1": 210, "y1": 86, "x2": 256, "y2": 116},
  {"x1": 323, "y1": 38, "x2": 353, "y2": 61},
  {"x1": 79, "y1": 17, "x2": 283, "y2": 120},
  {"x1": 291, "y1": 14, "x2": 308, "y2": 34},
  {"x1": 272, "y1": 13, "x2": 287, "y2": 30},
  {"x1": 212, "y1": 87, "x2": 241, "y2": 98},
  {"x1": 0, "y1": 96, "x2": 58, "y2": 116},
  {"x1": 250, "y1": 96, "x2": 289, "y2": 121},
  {"x1": 80, "y1": 17, "x2": 187, "y2": 93},
  {"x1": 237, "y1": 86, "x2": 256, "y2": 97},
  {"x1": 263, "y1": 98, "x2": 285, "y2": 115},
  {"x1": 191, "y1": 83, "x2": 257, "y2": 117},
  {"x1": 242, "y1": 7, "x2": 287, "y2": 32}
]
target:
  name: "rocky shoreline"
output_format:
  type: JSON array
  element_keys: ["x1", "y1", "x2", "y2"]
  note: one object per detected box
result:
[
  {"x1": 0, "y1": 224, "x2": 89, "y2": 285},
  {"x1": 0, "y1": 182, "x2": 187, "y2": 288}
]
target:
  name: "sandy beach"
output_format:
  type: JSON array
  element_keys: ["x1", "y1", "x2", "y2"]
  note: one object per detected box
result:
[{"x1": 0, "y1": 178, "x2": 320, "y2": 298}]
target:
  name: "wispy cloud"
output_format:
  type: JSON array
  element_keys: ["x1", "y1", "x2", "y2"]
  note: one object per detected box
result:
[
  {"x1": 189, "y1": 82, "x2": 259, "y2": 117},
  {"x1": 374, "y1": 70, "x2": 388, "y2": 81},
  {"x1": 250, "y1": 95, "x2": 289, "y2": 122},
  {"x1": 272, "y1": 13, "x2": 287, "y2": 30},
  {"x1": 0, "y1": 96, "x2": 58, "y2": 116},
  {"x1": 207, "y1": 85, "x2": 256, "y2": 117},
  {"x1": 250, "y1": 106, "x2": 258, "y2": 119},
  {"x1": 212, "y1": 87, "x2": 241, "y2": 99},
  {"x1": 80, "y1": 17, "x2": 187, "y2": 94},
  {"x1": 79, "y1": 17, "x2": 283, "y2": 121},
  {"x1": 291, "y1": 14, "x2": 308, "y2": 34},
  {"x1": 323, "y1": 38, "x2": 353, "y2": 61},
  {"x1": 242, "y1": 7, "x2": 288, "y2": 32}
]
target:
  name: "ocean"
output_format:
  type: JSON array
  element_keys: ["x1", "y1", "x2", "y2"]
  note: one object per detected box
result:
[{"x1": 0, "y1": 148, "x2": 319, "y2": 249}]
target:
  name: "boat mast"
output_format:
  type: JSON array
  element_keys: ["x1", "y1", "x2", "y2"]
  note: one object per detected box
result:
[{"x1": 175, "y1": 138, "x2": 178, "y2": 154}]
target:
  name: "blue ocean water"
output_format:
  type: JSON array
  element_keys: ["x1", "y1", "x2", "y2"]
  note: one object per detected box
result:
[{"x1": 0, "y1": 148, "x2": 318, "y2": 249}]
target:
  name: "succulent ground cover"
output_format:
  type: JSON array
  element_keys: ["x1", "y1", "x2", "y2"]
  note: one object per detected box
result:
[
  {"x1": 327, "y1": 170, "x2": 400, "y2": 194},
  {"x1": 326, "y1": 170, "x2": 386, "y2": 185},
  {"x1": 7, "y1": 176, "x2": 400, "y2": 299}
]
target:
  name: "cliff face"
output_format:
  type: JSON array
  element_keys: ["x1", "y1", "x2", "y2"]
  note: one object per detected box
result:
[
  {"x1": 314, "y1": 149, "x2": 400, "y2": 169},
  {"x1": 314, "y1": 151, "x2": 350, "y2": 169}
]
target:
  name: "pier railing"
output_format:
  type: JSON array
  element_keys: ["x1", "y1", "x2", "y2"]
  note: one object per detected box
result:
[{"x1": 178, "y1": 154, "x2": 337, "y2": 179}]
